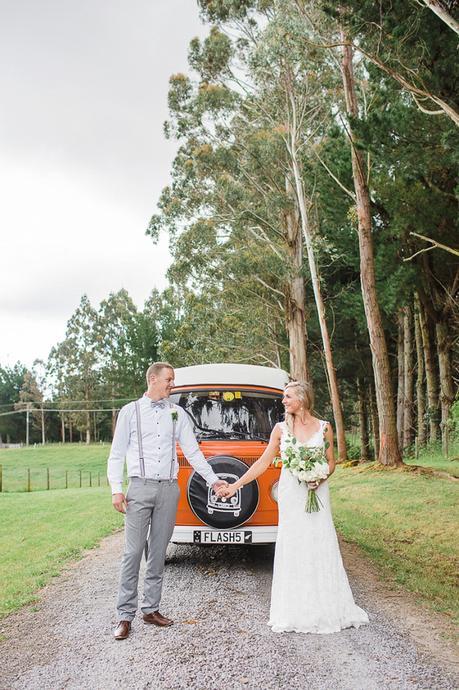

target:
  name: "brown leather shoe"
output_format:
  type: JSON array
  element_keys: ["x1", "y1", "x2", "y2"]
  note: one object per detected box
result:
[
  {"x1": 142, "y1": 611, "x2": 173, "y2": 627},
  {"x1": 114, "y1": 620, "x2": 131, "y2": 640}
]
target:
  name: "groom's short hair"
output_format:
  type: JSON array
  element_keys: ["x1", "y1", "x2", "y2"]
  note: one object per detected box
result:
[{"x1": 146, "y1": 361, "x2": 174, "y2": 385}]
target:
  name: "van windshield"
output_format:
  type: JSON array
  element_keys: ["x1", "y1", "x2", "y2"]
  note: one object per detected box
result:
[{"x1": 169, "y1": 389, "x2": 284, "y2": 441}]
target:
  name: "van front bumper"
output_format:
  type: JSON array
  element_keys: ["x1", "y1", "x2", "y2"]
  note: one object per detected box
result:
[{"x1": 171, "y1": 525, "x2": 277, "y2": 544}]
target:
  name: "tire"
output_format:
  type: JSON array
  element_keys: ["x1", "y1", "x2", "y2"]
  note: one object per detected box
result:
[{"x1": 187, "y1": 455, "x2": 259, "y2": 529}]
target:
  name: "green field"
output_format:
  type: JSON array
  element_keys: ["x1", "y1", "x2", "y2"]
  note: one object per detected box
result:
[
  {"x1": 2, "y1": 438, "x2": 456, "y2": 492},
  {"x1": 0, "y1": 443, "x2": 457, "y2": 627},
  {"x1": 0, "y1": 444, "x2": 112, "y2": 492},
  {"x1": 330, "y1": 464, "x2": 459, "y2": 625},
  {"x1": 405, "y1": 442, "x2": 459, "y2": 477},
  {"x1": 0, "y1": 488, "x2": 123, "y2": 618}
]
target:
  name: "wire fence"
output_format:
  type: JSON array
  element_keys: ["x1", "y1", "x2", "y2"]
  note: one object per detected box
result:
[{"x1": 0, "y1": 464, "x2": 118, "y2": 493}]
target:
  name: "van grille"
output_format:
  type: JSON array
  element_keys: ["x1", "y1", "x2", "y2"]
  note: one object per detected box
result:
[{"x1": 178, "y1": 455, "x2": 260, "y2": 468}]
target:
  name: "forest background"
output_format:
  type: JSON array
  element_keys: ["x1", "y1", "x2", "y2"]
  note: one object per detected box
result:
[{"x1": 1, "y1": 0, "x2": 458, "y2": 467}]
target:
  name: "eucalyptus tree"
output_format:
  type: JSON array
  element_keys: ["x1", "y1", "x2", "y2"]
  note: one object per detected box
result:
[
  {"x1": 0, "y1": 363, "x2": 28, "y2": 444},
  {"x1": 151, "y1": 1, "x2": 351, "y2": 457},
  {"x1": 420, "y1": 0, "x2": 459, "y2": 35},
  {"x1": 298, "y1": 0, "x2": 458, "y2": 456},
  {"x1": 149, "y1": 26, "x2": 309, "y2": 380},
  {"x1": 98, "y1": 289, "x2": 140, "y2": 433},
  {"x1": 310, "y1": 0, "x2": 459, "y2": 126},
  {"x1": 14, "y1": 370, "x2": 44, "y2": 444},
  {"x1": 97, "y1": 289, "x2": 160, "y2": 426},
  {"x1": 47, "y1": 295, "x2": 101, "y2": 443},
  {"x1": 239, "y1": 3, "x2": 348, "y2": 458}
]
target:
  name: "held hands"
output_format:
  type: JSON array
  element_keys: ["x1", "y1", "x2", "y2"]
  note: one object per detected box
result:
[
  {"x1": 215, "y1": 482, "x2": 239, "y2": 499},
  {"x1": 212, "y1": 479, "x2": 229, "y2": 493}
]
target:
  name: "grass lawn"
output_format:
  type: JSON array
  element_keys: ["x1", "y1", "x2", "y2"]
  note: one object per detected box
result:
[
  {"x1": 0, "y1": 444, "x2": 112, "y2": 492},
  {"x1": 0, "y1": 443, "x2": 457, "y2": 628},
  {"x1": 405, "y1": 441, "x2": 459, "y2": 477},
  {"x1": 0, "y1": 488, "x2": 123, "y2": 619},
  {"x1": 330, "y1": 464, "x2": 459, "y2": 624}
]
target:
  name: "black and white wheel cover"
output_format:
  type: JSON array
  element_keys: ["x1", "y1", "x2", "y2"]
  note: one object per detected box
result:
[{"x1": 187, "y1": 455, "x2": 259, "y2": 529}]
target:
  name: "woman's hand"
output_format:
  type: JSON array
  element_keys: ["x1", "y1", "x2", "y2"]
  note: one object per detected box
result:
[
  {"x1": 307, "y1": 481, "x2": 320, "y2": 490},
  {"x1": 216, "y1": 483, "x2": 239, "y2": 498}
]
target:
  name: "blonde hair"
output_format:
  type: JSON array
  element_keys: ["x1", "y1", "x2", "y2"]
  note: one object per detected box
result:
[
  {"x1": 284, "y1": 381, "x2": 314, "y2": 432},
  {"x1": 145, "y1": 361, "x2": 173, "y2": 386}
]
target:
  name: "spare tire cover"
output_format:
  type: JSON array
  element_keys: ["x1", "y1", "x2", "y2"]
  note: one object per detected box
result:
[{"x1": 187, "y1": 455, "x2": 259, "y2": 529}]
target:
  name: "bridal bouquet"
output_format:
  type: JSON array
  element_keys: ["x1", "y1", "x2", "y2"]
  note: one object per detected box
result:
[{"x1": 275, "y1": 436, "x2": 329, "y2": 512}]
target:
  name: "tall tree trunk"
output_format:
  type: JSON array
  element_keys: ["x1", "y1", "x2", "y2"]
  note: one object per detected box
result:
[
  {"x1": 85, "y1": 389, "x2": 91, "y2": 445},
  {"x1": 436, "y1": 319, "x2": 454, "y2": 454},
  {"x1": 421, "y1": 0, "x2": 459, "y2": 36},
  {"x1": 41, "y1": 405, "x2": 46, "y2": 445},
  {"x1": 357, "y1": 378, "x2": 370, "y2": 462},
  {"x1": 418, "y1": 299, "x2": 440, "y2": 442},
  {"x1": 69, "y1": 419, "x2": 73, "y2": 444},
  {"x1": 285, "y1": 179, "x2": 310, "y2": 382},
  {"x1": 369, "y1": 378, "x2": 380, "y2": 460},
  {"x1": 61, "y1": 413, "x2": 66, "y2": 444},
  {"x1": 414, "y1": 307, "x2": 426, "y2": 447},
  {"x1": 85, "y1": 411, "x2": 91, "y2": 445},
  {"x1": 403, "y1": 306, "x2": 414, "y2": 451},
  {"x1": 287, "y1": 100, "x2": 347, "y2": 462},
  {"x1": 340, "y1": 36, "x2": 402, "y2": 466},
  {"x1": 26, "y1": 403, "x2": 30, "y2": 446},
  {"x1": 396, "y1": 311, "x2": 405, "y2": 447}
]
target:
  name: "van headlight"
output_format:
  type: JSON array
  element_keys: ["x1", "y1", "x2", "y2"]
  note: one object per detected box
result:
[{"x1": 270, "y1": 481, "x2": 279, "y2": 502}]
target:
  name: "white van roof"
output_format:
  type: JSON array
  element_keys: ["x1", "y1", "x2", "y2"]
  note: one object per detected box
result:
[{"x1": 173, "y1": 363, "x2": 289, "y2": 391}]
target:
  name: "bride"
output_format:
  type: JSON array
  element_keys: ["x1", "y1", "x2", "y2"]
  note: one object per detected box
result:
[{"x1": 217, "y1": 380, "x2": 368, "y2": 634}]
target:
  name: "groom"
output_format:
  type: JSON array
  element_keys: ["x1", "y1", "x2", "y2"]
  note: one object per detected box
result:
[{"x1": 108, "y1": 361, "x2": 227, "y2": 640}]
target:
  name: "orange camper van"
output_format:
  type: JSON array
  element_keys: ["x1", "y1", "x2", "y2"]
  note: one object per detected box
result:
[{"x1": 170, "y1": 363, "x2": 289, "y2": 545}]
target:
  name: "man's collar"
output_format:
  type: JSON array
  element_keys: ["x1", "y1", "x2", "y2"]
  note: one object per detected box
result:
[{"x1": 141, "y1": 394, "x2": 169, "y2": 405}]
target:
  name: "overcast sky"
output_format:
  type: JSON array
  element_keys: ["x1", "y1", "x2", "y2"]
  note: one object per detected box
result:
[{"x1": 0, "y1": 0, "x2": 206, "y2": 368}]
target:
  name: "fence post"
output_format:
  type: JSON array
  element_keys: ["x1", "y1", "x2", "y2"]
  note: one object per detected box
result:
[
  {"x1": 0, "y1": 464, "x2": 2, "y2": 492},
  {"x1": 89, "y1": 471, "x2": 92, "y2": 488},
  {"x1": 27, "y1": 468, "x2": 31, "y2": 492},
  {"x1": 79, "y1": 469, "x2": 82, "y2": 488},
  {"x1": 65, "y1": 470, "x2": 68, "y2": 489},
  {"x1": 46, "y1": 467, "x2": 50, "y2": 490},
  {"x1": 98, "y1": 472, "x2": 101, "y2": 487}
]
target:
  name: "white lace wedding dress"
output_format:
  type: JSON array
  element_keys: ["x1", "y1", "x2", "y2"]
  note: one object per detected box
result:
[{"x1": 268, "y1": 420, "x2": 369, "y2": 634}]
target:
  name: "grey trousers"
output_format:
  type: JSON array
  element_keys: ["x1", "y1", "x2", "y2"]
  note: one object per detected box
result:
[{"x1": 116, "y1": 478, "x2": 180, "y2": 622}]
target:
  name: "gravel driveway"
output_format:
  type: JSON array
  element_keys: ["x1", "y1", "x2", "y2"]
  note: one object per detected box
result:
[{"x1": 1, "y1": 532, "x2": 457, "y2": 690}]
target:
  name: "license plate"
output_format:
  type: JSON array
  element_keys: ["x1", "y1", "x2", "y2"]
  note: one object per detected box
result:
[{"x1": 193, "y1": 530, "x2": 252, "y2": 544}]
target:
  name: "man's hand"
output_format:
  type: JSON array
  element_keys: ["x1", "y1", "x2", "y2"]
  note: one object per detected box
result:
[
  {"x1": 112, "y1": 492, "x2": 127, "y2": 513},
  {"x1": 216, "y1": 483, "x2": 239, "y2": 499},
  {"x1": 212, "y1": 479, "x2": 228, "y2": 494}
]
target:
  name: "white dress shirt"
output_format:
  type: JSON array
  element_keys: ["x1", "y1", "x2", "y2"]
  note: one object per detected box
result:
[{"x1": 107, "y1": 395, "x2": 220, "y2": 494}]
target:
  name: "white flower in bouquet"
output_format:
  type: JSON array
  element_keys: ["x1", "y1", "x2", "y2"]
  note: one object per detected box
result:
[{"x1": 274, "y1": 432, "x2": 330, "y2": 512}]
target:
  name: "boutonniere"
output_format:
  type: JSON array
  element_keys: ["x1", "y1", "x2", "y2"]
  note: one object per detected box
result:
[{"x1": 171, "y1": 410, "x2": 178, "y2": 422}]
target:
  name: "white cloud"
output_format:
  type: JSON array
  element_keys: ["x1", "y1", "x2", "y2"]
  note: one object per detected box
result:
[{"x1": 0, "y1": 0, "x2": 207, "y2": 368}]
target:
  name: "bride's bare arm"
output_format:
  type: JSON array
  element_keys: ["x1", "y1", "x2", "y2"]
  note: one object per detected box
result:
[
  {"x1": 308, "y1": 423, "x2": 336, "y2": 490},
  {"x1": 324, "y1": 423, "x2": 336, "y2": 477},
  {"x1": 217, "y1": 424, "x2": 282, "y2": 497}
]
